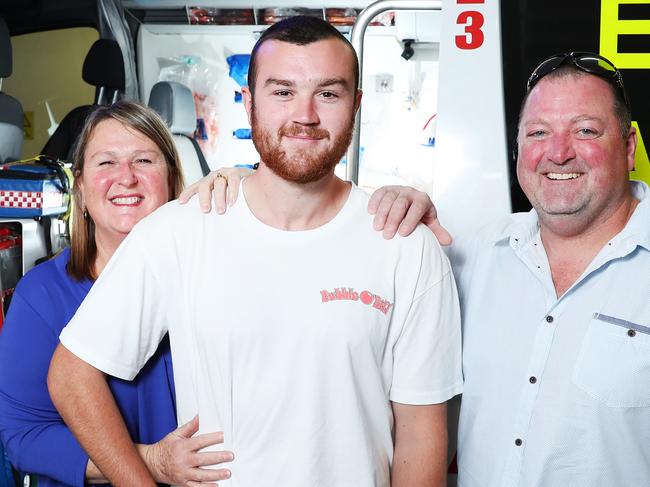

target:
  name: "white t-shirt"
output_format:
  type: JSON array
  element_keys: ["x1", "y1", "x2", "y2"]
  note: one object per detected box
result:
[{"x1": 61, "y1": 184, "x2": 462, "y2": 487}]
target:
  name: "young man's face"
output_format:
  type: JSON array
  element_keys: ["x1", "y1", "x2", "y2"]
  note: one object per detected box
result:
[
  {"x1": 516, "y1": 73, "x2": 636, "y2": 229},
  {"x1": 243, "y1": 38, "x2": 362, "y2": 184}
]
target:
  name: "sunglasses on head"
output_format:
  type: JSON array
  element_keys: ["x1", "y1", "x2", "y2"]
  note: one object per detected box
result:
[{"x1": 526, "y1": 51, "x2": 630, "y2": 109}]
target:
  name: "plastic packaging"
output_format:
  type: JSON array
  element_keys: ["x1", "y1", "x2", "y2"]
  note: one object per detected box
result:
[
  {"x1": 157, "y1": 55, "x2": 225, "y2": 165},
  {"x1": 262, "y1": 8, "x2": 321, "y2": 24},
  {"x1": 188, "y1": 8, "x2": 255, "y2": 25},
  {"x1": 326, "y1": 9, "x2": 359, "y2": 26}
]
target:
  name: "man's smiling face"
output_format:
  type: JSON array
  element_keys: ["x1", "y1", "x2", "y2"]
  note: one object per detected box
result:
[{"x1": 516, "y1": 72, "x2": 636, "y2": 227}]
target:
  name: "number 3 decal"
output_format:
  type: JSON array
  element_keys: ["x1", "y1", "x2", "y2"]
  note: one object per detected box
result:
[{"x1": 456, "y1": 11, "x2": 484, "y2": 49}]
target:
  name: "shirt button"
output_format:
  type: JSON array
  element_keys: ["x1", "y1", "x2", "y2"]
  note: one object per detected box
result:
[
  {"x1": 529, "y1": 376, "x2": 537, "y2": 384},
  {"x1": 545, "y1": 315, "x2": 554, "y2": 323},
  {"x1": 515, "y1": 438, "x2": 523, "y2": 446},
  {"x1": 628, "y1": 329, "x2": 636, "y2": 337}
]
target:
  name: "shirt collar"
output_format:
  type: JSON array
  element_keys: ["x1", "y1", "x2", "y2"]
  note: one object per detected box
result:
[
  {"x1": 492, "y1": 180, "x2": 650, "y2": 250},
  {"x1": 621, "y1": 180, "x2": 650, "y2": 251},
  {"x1": 491, "y1": 209, "x2": 538, "y2": 248}
]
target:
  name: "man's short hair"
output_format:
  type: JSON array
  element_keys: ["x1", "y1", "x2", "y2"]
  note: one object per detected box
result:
[
  {"x1": 247, "y1": 16, "x2": 359, "y2": 96},
  {"x1": 518, "y1": 64, "x2": 632, "y2": 138}
]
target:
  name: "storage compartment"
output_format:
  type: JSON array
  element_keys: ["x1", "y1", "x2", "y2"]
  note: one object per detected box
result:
[{"x1": 0, "y1": 223, "x2": 22, "y2": 328}]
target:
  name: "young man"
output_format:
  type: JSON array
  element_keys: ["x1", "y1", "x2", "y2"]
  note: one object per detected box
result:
[{"x1": 48, "y1": 17, "x2": 462, "y2": 487}]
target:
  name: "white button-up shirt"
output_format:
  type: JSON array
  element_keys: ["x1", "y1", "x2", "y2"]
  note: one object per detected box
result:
[{"x1": 452, "y1": 181, "x2": 650, "y2": 487}]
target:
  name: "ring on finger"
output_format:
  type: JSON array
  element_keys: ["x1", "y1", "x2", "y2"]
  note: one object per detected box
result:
[{"x1": 215, "y1": 172, "x2": 227, "y2": 183}]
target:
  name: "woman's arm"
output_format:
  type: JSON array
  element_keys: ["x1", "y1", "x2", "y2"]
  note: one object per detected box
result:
[
  {"x1": 0, "y1": 291, "x2": 90, "y2": 486},
  {"x1": 0, "y1": 287, "x2": 233, "y2": 486},
  {"x1": 48, "y1": 345, "x2": 158, "y2": 487},
  {"x1": 49, "y1": 346, "x2": 235, "y2": 487}
]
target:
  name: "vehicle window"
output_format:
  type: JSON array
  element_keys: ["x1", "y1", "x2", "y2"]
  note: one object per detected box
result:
[{"x1": 3, "y1": 27, "x2": 98, "y2": 159}]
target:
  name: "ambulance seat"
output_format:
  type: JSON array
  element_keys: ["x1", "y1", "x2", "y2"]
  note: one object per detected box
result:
[
  {"x1": 147, "y1": 81, "x2": 210, "y2": 185},
  {"x1": 41, "y1": 39, "x2": 125, "y2": 162},
  {"x1": 0, "y1": 15, "x2": 23, "y2": 163}
]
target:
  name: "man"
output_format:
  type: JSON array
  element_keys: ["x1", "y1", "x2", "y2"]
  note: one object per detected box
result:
[
  {"x1": 372, "y1": 52, "x2": 649, "y2": 487},
  {"x1": 48, "y1": 17, "x2": 462, "y2": 487}
]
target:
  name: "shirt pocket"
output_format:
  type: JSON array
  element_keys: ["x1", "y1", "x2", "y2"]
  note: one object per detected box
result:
[{"x1": 572, "y1": 313, "x2": 650, "y2": 408}]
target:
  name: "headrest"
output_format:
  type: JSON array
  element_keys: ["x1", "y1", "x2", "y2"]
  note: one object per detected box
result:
[
  {"x1": 0, "y1": 16, "x2": 12, "y2": 78},
  {"x1": 0, "y1": 94, "x2": 23, "y2": 127},
  {"x1": 148, "y1": 81, "x2": 197, "y2": 136},
  {"x1": 82, "y1": 39, "x2": 125, "y2": 90},
  {"x1": 0, "y1": 93, "x2": 24, "y2": 162}
]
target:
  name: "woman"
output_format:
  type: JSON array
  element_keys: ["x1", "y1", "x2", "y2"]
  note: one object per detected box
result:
[{"x1": 0, "y1": 101, "x2": 234, "y2": 486}]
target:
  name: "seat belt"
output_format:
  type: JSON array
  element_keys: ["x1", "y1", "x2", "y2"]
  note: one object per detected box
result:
[{"x1": 184, "y1": 135, "x2": 211, "y2": 177}]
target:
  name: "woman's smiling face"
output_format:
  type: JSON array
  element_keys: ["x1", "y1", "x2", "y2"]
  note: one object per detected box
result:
[{"x1": 79, "y1": 118, "x2": 171, "y2": 246}]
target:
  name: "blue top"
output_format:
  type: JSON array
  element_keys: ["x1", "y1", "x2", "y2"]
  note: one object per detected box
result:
[{"x1": 0, "y1": 248, "x2": 177, "y2": 487}]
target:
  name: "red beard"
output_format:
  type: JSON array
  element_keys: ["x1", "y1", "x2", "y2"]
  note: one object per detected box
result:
[{"x1": 251, "y1": 107, "x2": 354, "y2": 184}]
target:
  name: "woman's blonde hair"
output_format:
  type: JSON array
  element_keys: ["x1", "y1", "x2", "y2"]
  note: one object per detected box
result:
[{"x1": 68, "y1": 101, "x2": 184, "y2": 281}]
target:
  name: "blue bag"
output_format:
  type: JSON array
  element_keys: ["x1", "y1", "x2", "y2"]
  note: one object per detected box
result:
[{"x1": 227, "y1": 54, "x2": 250, "y2": 88}]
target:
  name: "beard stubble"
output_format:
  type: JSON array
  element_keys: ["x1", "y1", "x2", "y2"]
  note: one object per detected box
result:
[{"x1": 251, "y1": 106, "x2": 355, "y2": 184}]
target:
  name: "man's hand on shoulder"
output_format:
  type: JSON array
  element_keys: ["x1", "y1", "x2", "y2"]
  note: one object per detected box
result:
[{"x1": 368, "y1": 186, "x2": 452, "y2": 245}]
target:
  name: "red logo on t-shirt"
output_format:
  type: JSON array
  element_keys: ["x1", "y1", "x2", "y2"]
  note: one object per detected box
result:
[{"x1": 320, "y1": 287, "x2": 393, "y2": 315}]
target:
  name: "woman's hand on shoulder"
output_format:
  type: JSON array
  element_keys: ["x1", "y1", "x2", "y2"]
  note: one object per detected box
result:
[{"x1": 178, "y1": 167, "x2": 253, "y2": 214}]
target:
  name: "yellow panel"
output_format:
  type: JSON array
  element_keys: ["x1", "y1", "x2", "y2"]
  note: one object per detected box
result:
[
  {"x1": 608, "y1": 19, "x2": 650, "y2": 33},
  {"x1": 600, "y1": 0, "x2": 650, "y2": 69}
]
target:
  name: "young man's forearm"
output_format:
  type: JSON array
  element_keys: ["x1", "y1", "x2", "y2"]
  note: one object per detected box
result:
[
  {"x1": 391, "y1": 402, "x2": 448, "y2": 487},
  {"x1": 48, "y1": 344, "x2": 157, "y2": 487}
]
